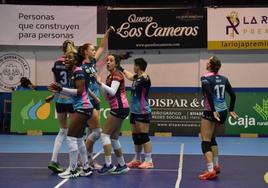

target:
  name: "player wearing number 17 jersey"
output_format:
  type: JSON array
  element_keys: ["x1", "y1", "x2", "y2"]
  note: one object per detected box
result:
[
  {"x1": 48, "y1": 40, "x2": 76, "y2": 173},
  {"x1": 199, "y1": 56, "x2": 238, "y2": 180}
]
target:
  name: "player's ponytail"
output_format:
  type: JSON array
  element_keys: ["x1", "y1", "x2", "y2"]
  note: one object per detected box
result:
[{"x1": 62, "y1": 40, "x2": 77, "y2": 54}]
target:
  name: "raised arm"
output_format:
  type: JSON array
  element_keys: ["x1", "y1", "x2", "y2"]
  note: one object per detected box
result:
[{"x1": 95, "y1": 26, "x2": 115, "y2": 61}]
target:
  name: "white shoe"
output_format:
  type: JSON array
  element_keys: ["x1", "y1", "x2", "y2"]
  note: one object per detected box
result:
[
  {"x1": 79, "y1": 168, "x2": 93, "y2": 177},
  {"x1": 58, "y1": 168, "x2": 79, "y2": 179}
]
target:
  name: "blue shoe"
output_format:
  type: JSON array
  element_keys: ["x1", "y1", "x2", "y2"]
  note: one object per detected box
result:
[
  {"x1": 111, "y1": 164, "x2": 129, "y2": 175},
  {"x1": 97, "y1": 164, "x2": 116, "y2": 175}
]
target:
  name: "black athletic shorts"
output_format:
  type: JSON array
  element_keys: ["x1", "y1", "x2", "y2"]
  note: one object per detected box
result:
[
  {"x1": 75, "y1": 108, "x2": 93, "y2": 118},
  {"x1": 202, "y1": 110, "x2": 227, "y2": 124},
  {"x1": 55, "y1": 103, "x2": 74, "y2": 113},
  {"x1": 130, "y1": 113, "x2": 152, "y2": 124},
  {"x1": 110, "y1": 108, "x2": 129, "y2": 120}
]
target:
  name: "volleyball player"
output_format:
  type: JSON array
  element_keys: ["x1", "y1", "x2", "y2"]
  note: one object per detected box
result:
[
  {"x1": 47, "y1": 40, "x2": 76, "y2": 173},
  {"x1": 199, "y1": 56, "x2": 238, "y2": 180},
  {"x1": 77, "y1": 26, "x2": 114, "y2": 169},
  {"x1": 48, "y1": 52, "x2": 94, "y2": 179},
  {"x1": 94, "y1": 54, "x2": 130, "y2": 175},
  {"x1": 119, "y1": 58, "x2": 153, "y2": 169}
]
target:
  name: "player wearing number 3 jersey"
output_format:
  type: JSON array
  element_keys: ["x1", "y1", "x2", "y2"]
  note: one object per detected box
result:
[
  {"x1": 199, "y1": 56, "x2": 238, "y2": 180},
  {"x1": 47, "y1": 40, "x2": 76, "y2": 173}
]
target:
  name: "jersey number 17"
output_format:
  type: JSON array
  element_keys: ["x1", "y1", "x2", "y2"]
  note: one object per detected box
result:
[{"x1": 214, "y1": 84, "x2": 225, "y2": 99}]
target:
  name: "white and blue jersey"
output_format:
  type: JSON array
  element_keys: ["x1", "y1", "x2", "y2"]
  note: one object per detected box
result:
[
  {"x1": 69, "y1": 67, "x2": 93, "y2": 110},
  {"x1": 81, "y1": 58, "x2": 99, "y2": 100},
  {"x1": 130, "y1": 74, "x2": 151, "y2": 114},
  {"x1": 52, "y1": 57, "x2": 73, "y2": 104}
]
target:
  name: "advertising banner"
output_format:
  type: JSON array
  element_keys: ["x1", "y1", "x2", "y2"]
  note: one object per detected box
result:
[
  {"x1": 149, "y1": 92, "x2": 203, "y2": 136},
  {"x1": 208, "y1": 8, "x2": 268, "y2": 50},
  {"x1": 225, "y1": 92, "x2": 268, "y2": 135},
  {"x1": 0, "y1": 52, "x2": 36, "y2": 92},
  {"x1": 108, "y1": 8, "x2": 207, "y2": 49},
  {"x1": 11, "y1": 90, "x2": 268, "y2": 136},
  {"x1": 11, "y1": 91, "x2": 131, "y2": 133},
  {"x1": 0, "y1": 5, "x2": 97, "y2": 46}
]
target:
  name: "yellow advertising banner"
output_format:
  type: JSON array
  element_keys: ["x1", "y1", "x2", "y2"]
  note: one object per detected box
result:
[{"x1": 208, "y1": 8, "x2": 268, "y2": 50}]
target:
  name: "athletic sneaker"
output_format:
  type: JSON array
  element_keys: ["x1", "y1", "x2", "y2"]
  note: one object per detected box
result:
[
  {"x1": 111, "y1": 164, "x2": 129, "y2": 174},
  {"x1": 79, "y1": 167, "x2": 93, "y2": 177},
  {"x1": 138, "y1": 161, "x2": 154, "y2": 169},
  {"x1": 48, "y1": 161, "x2": 64, "y2": 173},
  {"x1": 214, "y1": 165, "x2": 221, "y2": 174},
  {"x1": 198, "y1": 170, "x2": 217, "y2": 180},
  {"x1": 58, "y1": 168, "x2": 79, "y2": 179},
  {"x1": 127, "y1": 160, "x2": 142, "y2": 168},
  {"x1": 97, "y1": 164, "x2": 116, "y2": 175}
]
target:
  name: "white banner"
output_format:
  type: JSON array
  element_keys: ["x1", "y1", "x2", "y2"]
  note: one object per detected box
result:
[
  {"x1": 0, "y1": 5, "x2": 97, "y2": 46},
  {"x1": 0, "y1": 52, "x2": 36, "y2": 92},
  {"x1": 208, "y1": 8, "x2": 268, "y2": 50}
]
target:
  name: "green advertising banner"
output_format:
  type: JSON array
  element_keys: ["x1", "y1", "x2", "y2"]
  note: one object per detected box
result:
[
  {"x1": 225, "y1": 92, "x2": 268, "y2": 135},
  {"x1": 148, "y1": 92, "x2": 268, "y2": 136},
  {"x1": 11, "y1": 91, "x2": 131, "y2": 133},
  {"x1": 11, "y1": 90, "x2": 268, "y2": 136},
  {"x1": 11, "y1": 91, "x2": 57, "y2": 133}
]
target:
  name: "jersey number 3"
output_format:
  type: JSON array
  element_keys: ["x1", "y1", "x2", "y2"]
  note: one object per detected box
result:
[{"x1": 60, "y1": 71, "x2": 67, "y2": 85}]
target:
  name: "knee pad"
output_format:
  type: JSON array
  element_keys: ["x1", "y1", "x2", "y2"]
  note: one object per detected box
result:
[
  {"x1": 111, "y1": 139, "x2": 121, "y2": 150},
  {"x1": 133, "y1": 133, "x2": 150, "y2": 145},
  {"x1": 211, "y1": 137, "x2": 217, "y2": 146},
  {"x1": 201, "y1": 141, "x2": 212, "y2": 154},
  {"x1": 87, "y1": 128, "x2": 101, "y2": 142},
  {"x1": 132, "y1": 133, "x2": 140, "y2": 145},
  {"x1": 66, "y1": 136, "x2": 78, "y2": 152},
  {"x1": 100, "y1": 133, "x2": 111, "y2": 146},
  {"x1": 139, "y1": 133, "x2": 150, "y2": 145}
]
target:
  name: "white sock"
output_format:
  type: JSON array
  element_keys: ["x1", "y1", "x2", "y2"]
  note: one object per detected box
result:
[
  {"x1": 144, "y1": 153, "x2": 152, "y2": 162},
  {"x1": 77, "y1": 138, "x2": 89, "y2": 169},
  {"x1": 105, "y1": 155, "x2": 112, "y2": 166},
  {"x1": 117, "y1": 156, "x2": 125, "y2": 166},
  {"x1": 66, "y1": 136, "x2": 78, "y2": 171},
  {"x1": 134, "y1": 152, "x2": 141, "y2": 161},
  {"x1": 51, "y1": 128, "x2": 67, "y2": 162},
  {"x1": 213, "y1": 156, "x2": 219, "y2": 166},
  {"x1": 207, "y1": 162, "x2": 214, "y2": 172}
]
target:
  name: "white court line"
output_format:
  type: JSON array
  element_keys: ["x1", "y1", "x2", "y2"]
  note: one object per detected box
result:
[
  {"x1": 175, "y1": 143, "x2": 184, "y2": 188},
  {"x1": 54, "y1": 150, "x2": 102, "y2": 188}
]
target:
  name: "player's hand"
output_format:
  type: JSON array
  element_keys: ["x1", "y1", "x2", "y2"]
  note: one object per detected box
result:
[
  {"x1": 213, "y1": 111, "x2": 221, "y2": 122},
  {"x1": 48, "y1": 82, "x2": 62, "y2": 93},
  {"x1": 45, "y1": 95, "x2": 54, "y2": 103},
  {"x1": 118, "y1": 66, "x2": 124, "y2": 72},
  {"x1": 230, "y1": 111, "x2": 238, "y2": 120},
  {"x1": 107, "y1": 26, "x2": 115, "y2": 33}
]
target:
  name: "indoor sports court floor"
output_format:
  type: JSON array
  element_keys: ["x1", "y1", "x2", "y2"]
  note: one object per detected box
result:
[{"x1": 0, "y1": 135, "x2": 267, "y2": 188}]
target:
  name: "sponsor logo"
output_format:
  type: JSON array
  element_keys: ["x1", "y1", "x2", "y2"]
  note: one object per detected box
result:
[
  {"x1": 21, "y1": 100, "x2": 51, "y2": 124},
  {"x1": 0, "y1": 54, "x2": 30, "y2": 91}
]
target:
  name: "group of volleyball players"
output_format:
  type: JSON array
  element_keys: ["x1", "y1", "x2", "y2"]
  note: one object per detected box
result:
[
  {"x1": 47, "y1": 26, "x2": 154, "y2": 179},
  {"x1": 45, "y1": 24, "x2": 239, "y2": 181}
]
